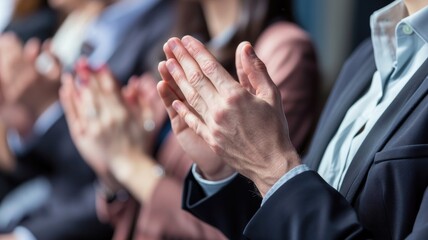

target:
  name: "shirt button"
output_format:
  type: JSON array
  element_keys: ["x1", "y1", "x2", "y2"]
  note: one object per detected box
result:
[{"x1": 402, "y1": 24, "x2": 413, "y2": 35}]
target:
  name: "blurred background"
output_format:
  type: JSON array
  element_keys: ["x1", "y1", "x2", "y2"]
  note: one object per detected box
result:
[
  {"x1": 294, "y1": 0, "x2": 393, "y2": 97},
  {"x1": 0, "y1": 0, "x2": 394, "y2": 98}
]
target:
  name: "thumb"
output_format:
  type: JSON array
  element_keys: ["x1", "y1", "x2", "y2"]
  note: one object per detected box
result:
[
  {"x1": 24, "y1": 38, "x2": 41, "y2": 63},
  {"x1": 240, "y1": 43, "x2": 277, "y2": 104}
]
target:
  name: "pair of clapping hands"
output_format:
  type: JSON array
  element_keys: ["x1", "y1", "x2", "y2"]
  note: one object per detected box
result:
[
  {"x1": 60, "y1": 59, "x2": 165, "y2": 192},
  {"x1": 158, "y1": 36, "x2": 301, "y2": 196}
]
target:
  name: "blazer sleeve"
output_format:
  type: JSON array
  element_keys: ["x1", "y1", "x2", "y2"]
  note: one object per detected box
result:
[
  {"x1": 255, "y1": 22, "x2": 319, "y2": 152},
  {"x1": 182, "y1": 172, "x2": 262, "y2": 240},
  {"x1": 184, "y1": 169, "x2": 428, "y2": 240},
  {"x1": 183, "y1": 170, "x2": 366, "y2": 240}
]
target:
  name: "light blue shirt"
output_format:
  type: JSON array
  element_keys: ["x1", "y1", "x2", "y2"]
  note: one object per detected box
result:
[
  {"x1": 194, "y1": 0, "x2": 428, "y2": 205},
  {"x1": 318, "y1": 0, "x2": 428, "y2": 190}
]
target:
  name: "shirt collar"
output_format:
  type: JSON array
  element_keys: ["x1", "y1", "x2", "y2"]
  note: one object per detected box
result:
[
  {"x1": 370, "y1": 0, "x2": 428, "y2": 82},
  {"x1": 403, "y1": 4, "x2": 428, "y2": 43}
]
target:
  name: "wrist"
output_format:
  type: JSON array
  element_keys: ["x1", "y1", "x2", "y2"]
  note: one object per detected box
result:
[
  {"x1": 108, "y1": 152, "x2": 165, "y2": 202},
  {"x1": 252, "y1": 149, "x2": 301, "y2": 197}
]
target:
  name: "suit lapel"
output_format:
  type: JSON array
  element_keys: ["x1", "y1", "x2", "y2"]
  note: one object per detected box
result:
[
  {"x1": 305, "y1": 51, "x2": 376, "y2": 170},
  {"x1": 339, "y1": 57, "x2": 428, "y2": 202}
]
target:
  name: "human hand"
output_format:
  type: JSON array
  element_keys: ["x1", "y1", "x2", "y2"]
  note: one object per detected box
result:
[
  {"x1": 158, "y1": 60, "x2": 235, "y2": 181},
  {"x1": 60, "y1": 61, "x2": 149, "y2": 184},
  {"x1": 160, "y1": 36, "x2": 301, "y2": 196},
  {"x1": 0, "y1": 33, "x2": 61, "y2": 135},
  {"x1": 122, "y1": 74, "x2": 167, "y2": 152}
]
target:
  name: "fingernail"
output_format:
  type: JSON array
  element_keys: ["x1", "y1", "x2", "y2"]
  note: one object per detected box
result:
[
  {"x1": 182, "y1": 36, "x2": 191, "y2": 47},
  {"x1": 166, "y1": 60, "x2": 175, "y2": 73},
  {"x1": 172, "y1": 100, "x2": 182, "y2": 112},
  {"x1": 245, "y1": 45, "x2": 256, "y2": 58},
  {"x1": 168, "y1": 39, "x2": 178, "y2": 51}
]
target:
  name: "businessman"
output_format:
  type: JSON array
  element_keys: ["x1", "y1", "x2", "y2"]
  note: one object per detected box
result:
[{"x1": 157, "y1": 0, "x2": 428, "y2": 239}]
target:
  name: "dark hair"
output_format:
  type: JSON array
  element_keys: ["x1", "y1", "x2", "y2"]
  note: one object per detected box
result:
[{"x1": 174, "y1": 0, "x2": 294, "y2": 73}]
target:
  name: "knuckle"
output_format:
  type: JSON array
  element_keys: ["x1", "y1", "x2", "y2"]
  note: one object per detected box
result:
[
  {"x1": 175, "y1": 48, "x2": 187, "y2": 63},
  {"x1": 225, "y1": 89, "x2": 245, "y2": 105},
  {"x1": 252, "y1": 58, "x2": 268, "y2": 72},
  {"x1": 187, "y1": 90, "x2": 201, "y2": 108},
  {"x1": 213, "y1": 109, "x2": 228, "y2": 125},
  {"x1": 188, "y1": 70, "x2": 204, "y2": 86},
  {"x1": 200, "y1": 60, "x2": 218, "y2": 76}
]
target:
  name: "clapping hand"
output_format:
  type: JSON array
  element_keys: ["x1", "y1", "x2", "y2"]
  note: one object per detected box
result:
[{"x1": 158, "y1": 36, "x2": 301, "y2": 196}]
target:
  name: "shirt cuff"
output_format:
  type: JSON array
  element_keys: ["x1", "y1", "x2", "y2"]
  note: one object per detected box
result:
[
  {"x1": 13, "y1": 226, "x2": 37, "y2": 240},
  {"x1": 261, "y1": 164, "x2": 310, "y2": 206},
  {"x1": 191, "y1": 164, "x2": 238, "y2": 196}
]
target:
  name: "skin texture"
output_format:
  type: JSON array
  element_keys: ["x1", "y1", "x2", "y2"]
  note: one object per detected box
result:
[
  {"x1": 60, "y1": 62, "x2": 163, "y2": 201},
  {"x1": 158, "y1": 36, "x2": 301, "y2": 196}
]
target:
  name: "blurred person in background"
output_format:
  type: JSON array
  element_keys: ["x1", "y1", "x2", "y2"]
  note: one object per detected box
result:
[
  {"x1": 2, "y1": 0, "x2": 58, "y2": 42},
  {"x1": 0, "y1": 0, "x2": 176, "y2": 239},
  {"x1": 59, "y1": 0, "x2": 318, "y2": 239},
  {"x1": 174, "y1": 0, "x2": 319, "y2": 153}
]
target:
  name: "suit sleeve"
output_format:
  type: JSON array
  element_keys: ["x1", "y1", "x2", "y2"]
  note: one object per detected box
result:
[
  {"x1": 183, "y1": 170, "x2": 367, "y2": 239},
  {"x1": 182, "y1": 172, "x2": 262, "y2": 240}
]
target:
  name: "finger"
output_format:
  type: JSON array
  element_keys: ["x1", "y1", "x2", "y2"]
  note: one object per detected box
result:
[
  {"x1": 93, "y1": 66, "x2": 129, "y2": 127},
  {"x1": 241, "y1": 43, "x2": 277, "y2": 104},
  {"x1": 75, "y1": 58, "x2": 91, "y2": 85},
  {"x1": 24, "y1": 38, "x2": 41, "y2": 62},
  {"x1": 60, "y1": 73, "x2": 83, "y2": 134},
  {"x1": 157, "y1": 80, "x2": 178, "y2": 115},
  {"x1": 235, "y1": 41, "x2": 255, "y2": 94},
  {"x1": 166, "y1": 38, "x2": 219, "y2": 102},
  {"x1": 137, "y1": 74, "x2": 158, "y2": 100},
  {"x1": 37, "y1": 39, "x2": 62, "y2": 81},
  {"x1": 95, "y1": 65, "x2": 119, "y2": 94},
  {"x1": 180, "y1": 35, "x2": 240, "y2": 93},
  {"x1": 94, "y1": 65, "x2": 124, "y2": 111},
  {"x1": 163, "y1": 42, "x2": 175, "y2": 60},
  {"x1": 165, "y1": 58, "x2": 209, "y2": 120},
  {"x1": 122, "y1": 76, "x2": 139, "y2": 105},
  {"x1": 171, "y1": 99, "x2": 215, "y2": 147},
  {"x1": 158, "y1": 80, "x2": 197, "y2": 136},
  {"x1": 42, "y1": 39, "x2": 53, "y2": 53},
  {"x1": 158, "y1": 61, "x2": 186, "y2": 101}
]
